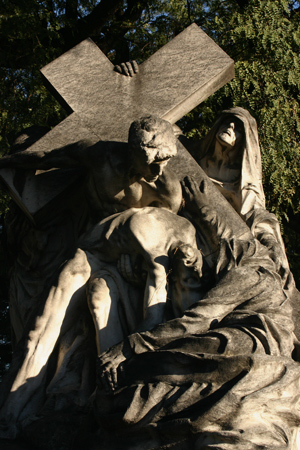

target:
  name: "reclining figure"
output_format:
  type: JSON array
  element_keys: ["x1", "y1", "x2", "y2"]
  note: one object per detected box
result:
[{"x1": 0, "y1": 206, "x2": 203, "y2": 436}]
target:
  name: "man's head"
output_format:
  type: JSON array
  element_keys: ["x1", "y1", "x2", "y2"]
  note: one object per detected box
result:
[
  {"x1": 172, "y1": 244, "x2": 203, "y2": 282},
  {"x1": 128, "y1": 116, "x2": 177, "y2": 182},
  {"x1": 216, "y1": 116, "x2": 244, "y2": 150}
]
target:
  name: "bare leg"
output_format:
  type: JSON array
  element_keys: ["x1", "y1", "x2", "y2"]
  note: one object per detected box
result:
[
  {"x1": 96, "y1": 263, "x2": 170, "y2": 392},
  {"x1": 87, "y1": 272, "x2": 125, "y2": 355},
  {"x1": 138, "y1": 261, "x2": 168, "y2": 332},
  {"x1": 0, "y1": 248, "x2": 99, "y2": 437}
]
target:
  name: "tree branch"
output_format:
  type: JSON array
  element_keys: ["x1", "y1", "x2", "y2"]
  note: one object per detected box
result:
[
  {"x1": 0, "y1": 0, "x2": 147, "y2": 69},
  {"x1": 60, "y1": 0, "x2": 124, "y2": 50}
]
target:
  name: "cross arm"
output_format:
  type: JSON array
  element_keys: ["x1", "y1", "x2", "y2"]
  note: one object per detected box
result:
[
  {"x1": 0, "y1": 24, "x2": 235, "y2": 221},
  {"x1": 40, "y1": 24, "x2": 234, "y2": 143}
]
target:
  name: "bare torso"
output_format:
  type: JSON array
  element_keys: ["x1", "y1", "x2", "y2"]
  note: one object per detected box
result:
[
  {"x1": 82, "y1": 206, "x2": 198, "y2": 264},
  {"x1": 85, "y1": 148, "x2": 183, "y2": 221}
]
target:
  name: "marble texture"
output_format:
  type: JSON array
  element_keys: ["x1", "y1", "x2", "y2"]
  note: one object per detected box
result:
[
  {"x1": 0, "y1": 24, "x2": 234, "y2": 221},
  {"x1": 0, "y1": 23, "x2": 299, "y2": 450}
]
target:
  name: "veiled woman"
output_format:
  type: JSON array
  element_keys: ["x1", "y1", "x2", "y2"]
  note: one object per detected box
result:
[
  {"x1": 181, "y1": 107, "x2": 292, "y2": 289},
  {"x1": 185, "y1": 107, "x2": 264, "y2": 216}
]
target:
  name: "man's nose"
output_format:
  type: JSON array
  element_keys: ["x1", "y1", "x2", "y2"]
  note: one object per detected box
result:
[{"x1": 229, "y1": 121, "x2": 235, "y2": 130}]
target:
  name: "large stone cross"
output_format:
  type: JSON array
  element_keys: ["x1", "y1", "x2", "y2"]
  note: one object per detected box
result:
[
  {"x1": 0, "y1": 24, "x2": 234, "y2": 220},
  {"x1": 38, "y1": 23, "x2": 234, "y2": 146}
]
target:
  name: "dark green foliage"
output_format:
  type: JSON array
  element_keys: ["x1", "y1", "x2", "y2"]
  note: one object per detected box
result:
[
  {"x1": 0, "y1": 0, "x2": 300, "y2": 374},
  {"x1": 0, "y1": 225, "x2": 11, "y2": 381}
]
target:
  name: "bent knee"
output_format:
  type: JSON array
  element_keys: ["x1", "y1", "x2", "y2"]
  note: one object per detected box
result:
[{"x1": 87, "y1": 273, "x2": 118, "y2": 309}]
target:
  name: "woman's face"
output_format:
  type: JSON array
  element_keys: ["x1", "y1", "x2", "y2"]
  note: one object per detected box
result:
[{"x1": 216, "y1": 117, "x2": 244, "y2": 149}]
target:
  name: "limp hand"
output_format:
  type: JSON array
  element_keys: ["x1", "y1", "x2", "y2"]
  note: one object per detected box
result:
[
  {"x1": 97, "y1": 341, "x2": 132, "y2": 392},
  {"x1": 114, "y1": 61, "x2": 139, "y2": 77}
]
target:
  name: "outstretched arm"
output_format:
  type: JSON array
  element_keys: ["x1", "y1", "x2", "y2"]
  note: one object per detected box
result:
[{"x1": 0, "y1": 140, "x2": 91, "y2": 171}]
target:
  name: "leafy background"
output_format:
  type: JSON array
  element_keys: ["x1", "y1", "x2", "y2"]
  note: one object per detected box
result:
[{"x1": 0, "y1": 0, "x2": 299, "y2": 377}]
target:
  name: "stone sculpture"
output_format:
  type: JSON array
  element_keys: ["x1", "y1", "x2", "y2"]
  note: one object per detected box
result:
[
  {"x1": 0, "y1": 205, "x2": 204, "y2": 430},
  {"x1": 182, "y1": 107, "x2": 264, "y2": 214},
  {"x1": 180, "y1": 106, "x2": 291, "y2": 288},
  {"x1": 0, "y1": 24, "x2": 299, "y2": 450}
]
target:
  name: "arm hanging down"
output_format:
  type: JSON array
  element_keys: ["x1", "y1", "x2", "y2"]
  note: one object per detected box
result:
[{"x1": 0, "y1": 248, "x2": 101, "y2": 438}]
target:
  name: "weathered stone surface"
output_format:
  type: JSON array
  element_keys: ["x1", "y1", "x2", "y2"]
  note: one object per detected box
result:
[
  {"x1": 40, "y1": 23, "x2": 234, "y2": 143},
  {"x1": 169, "y1": 140, "x2": 251, "y2": 262},
  {"x1": 0, "y1": 24, "x2": 234, "y2": 221},
  {"x1": 1, "y1": 22, "x2": 300, "y2": 450}
]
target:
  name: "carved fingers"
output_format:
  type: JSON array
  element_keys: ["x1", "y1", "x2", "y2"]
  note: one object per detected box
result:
[
  {"x1": 114, "y1": 61, "x2": 139, "y2": 77},
  {"x1": 97, "y1": 345, "x2": 126, "y2": 392},
  {"x1": 98, "y1": 363, "x2": 118, "y2": 392},
  {"x1": 183, "y1": 176, "x2": 222, "y2": 224},
  {"x1": 182, "y1": 176, "x2": 208, "y2": 211},
  {"x1": 181, "y1": 175, "x2": 195, "y2": 199},
  {"x1": 260, "y1": 235, "x2": 291, "y2": 285}
]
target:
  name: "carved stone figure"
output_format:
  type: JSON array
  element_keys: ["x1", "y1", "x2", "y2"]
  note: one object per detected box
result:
[
  {"x1": 114, "y1": 65, "x2": 292, "y2": 290},
  {"x1": 181, "y1": 107, "x2": 292, "y2": 289},
  {"x1": 1, "y1": 115, "x2": 181, "y2": 343},
  {"x1": 90, "y1": 178, "x2": 299, "y2": 450},
  {"x1": 0, "y1": 116, "x2": 183, "y2": 437},
  {"x1": 0, "y1": 206, "x2": 204, "y2": 432},
  {"x1": 183, "y1": 107, "x2": 265, "y2": 215},
  {"x1": 0, "y1": 25, "x2": 300, "y2": 450},
  {"x1": 82, "y1": 207, "x2": 203, "y2": 351},
  {"x1": 0, "y1": 116, "x2": 181, "y2": 220}
]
